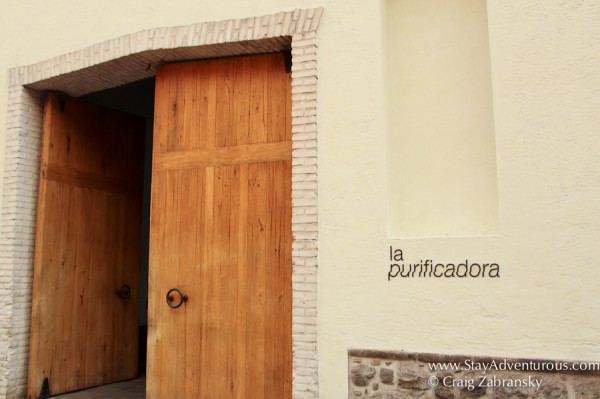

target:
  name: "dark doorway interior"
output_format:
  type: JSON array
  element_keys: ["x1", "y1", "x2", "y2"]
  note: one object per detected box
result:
[{"x1": 82, "y1": 78, "x2": 155, "y2": 375}]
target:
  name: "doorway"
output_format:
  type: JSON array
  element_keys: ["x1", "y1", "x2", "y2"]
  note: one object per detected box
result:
[{"x1": 28, "y1": 52, "x2": 295, "y2": 399}]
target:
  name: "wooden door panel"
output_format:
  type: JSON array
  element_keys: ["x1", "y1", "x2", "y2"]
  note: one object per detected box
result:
[
  {"x1": 28, "y1": 94, "x2": 144, "y2": 398},
  {"x1": 148, "y1": 53, "x2": 292, "y2": 398}
]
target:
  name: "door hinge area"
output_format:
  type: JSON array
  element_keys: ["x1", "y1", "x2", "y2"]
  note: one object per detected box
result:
[
  {"x1": 47, "y1": 91, "x2": 68, "y2": 112},
  {"x1": 57, "y1": 92, "x2": 68, "y2": 112},
  {"x1": 283, "y1": 50, "x2": 292, "y2": 74}
]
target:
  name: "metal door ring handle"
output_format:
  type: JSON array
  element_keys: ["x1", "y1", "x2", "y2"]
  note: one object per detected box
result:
[
  {"x1": 166, "y1": 288, "x2": 188, "y2": 309},
  {"x1": 116, "y1": 284, "x2": 131, "y2": 299}
]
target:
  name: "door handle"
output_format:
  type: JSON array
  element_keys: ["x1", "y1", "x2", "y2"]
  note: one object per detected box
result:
[
  {"x1": 115, "y1": 284, "x2": 131, "y2": 299},
  {"x1": 166, "y1": 288, "x2": 188, "y2": 309}
]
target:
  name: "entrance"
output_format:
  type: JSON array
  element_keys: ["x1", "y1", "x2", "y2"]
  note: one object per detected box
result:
[{"x1": 27, "y1": 53, "x2": 292, "y2": 399}]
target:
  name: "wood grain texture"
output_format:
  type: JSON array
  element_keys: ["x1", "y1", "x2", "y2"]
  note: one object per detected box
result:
[
  {"x1": 148, "y1": 52, "x2": 292, "y2": 399},
  {"x1": 153, "y1": 141, "x2": 291, "y2": 171},
  {"x1": 28, "y1": 94, "x2": 144, "y2": 398}
]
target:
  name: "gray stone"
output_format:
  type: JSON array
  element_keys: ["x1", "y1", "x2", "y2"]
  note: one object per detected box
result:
[
  {"x1": 368, "y1": 391, "x2": 427, "y2": 399},
  {"x1": 574, "y1": 381, "x2": 600, "y2": 399},
  {"x1": 351, "y1": 365, "x2": 377, "y2": 387},
  {"x1": 453, "y1": 374, "x2": 487, "y2": 398},
  {"x1": 435, "y1": 386, "x2": 455, "y2": 399},
  {"x1": 493, "y1": 385, "x2": 530, "y2": 399},
  {"x1": 381, "y1": 368, "x2": 394, "y2": 385},
  {"x1": 487, "y1": 374, "x2": 541, "y2": 399},
  {"x1": 458, "y1": 384, "x2": 486, "y2": 398},
  {"x1": 397, "y1": 368, "x2": 430, "y2": 390},
  {"x1": 367, "y1": 393, "x2": 403, "y2": 399},
  {"x1": 533, "y1": 380, "x2": 567, "y2": 399},
  {"x1": 373, "y1": 383, "x2": 379, "y2": 391},
  {"x1": 491, "y1": 374, "x2": 533, "y2": 398},
  {"x1": 372, "y1": 359, "x2": 381, "y2": 366}
]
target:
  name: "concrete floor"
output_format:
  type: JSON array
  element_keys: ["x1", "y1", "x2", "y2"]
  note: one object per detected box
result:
[{"x1": 50, "y1": 377, "x2": 145, "y2": 399}]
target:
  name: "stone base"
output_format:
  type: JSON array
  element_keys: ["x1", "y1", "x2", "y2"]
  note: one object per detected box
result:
[{"x1": 349, "y1": 350, "x2": 600, "y2": 399}]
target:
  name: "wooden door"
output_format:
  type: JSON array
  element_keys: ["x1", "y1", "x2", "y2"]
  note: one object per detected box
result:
[
  {"x1": 147, "y1": 53, "x2": 292, "y2": 398},
  {"x1": 28, "y1": 94, "x2": 144, "y2": 398}
]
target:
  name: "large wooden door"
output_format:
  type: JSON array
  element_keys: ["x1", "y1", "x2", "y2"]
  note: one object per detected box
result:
[
  {"x1": 28, "y1": 94, "x2": 144, "y2": 398},
  {"x1": 147, "y1": 53, "x2": 292, "y2": 398}
]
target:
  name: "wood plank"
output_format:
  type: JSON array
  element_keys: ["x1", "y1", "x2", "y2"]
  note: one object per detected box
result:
[
  {"x1": 153, "y1": 141, "x2": 291, "y2": 171},
  {"x1": 204, "y1": 61, "x2": 218, "y2": 150},
  {"x1": 268, "y1": 53, "x2": 287, "y2": 143},
  {"x1": 246, "y1": 162, "x2": 267, "y2": 398},
  {"x1": 153, "y1": 66, "x2": 170, "y2": 155},
  {"x1": 43, "y1": 164, "x2": 142, "y2": 196},
  {"x1": 146, "y1": 170, "x2": 166, "y2": 398},
  {"x1": 215, "y1": 58, "x2": 235, "y2": 148},
  {"x1": 232, "y1": 56, "x2": 251, "y2": 146},
  {"x1": 213, "y1": 165, "x2": 231, "y2": 394},
  {"x1": 166, "y1": 63, "x2": 182, "y2": 153},
  {"x1": 162, "y1": 169, "x2": 182, "y2": 397},
  {"x1": 181, "y1": 168, "x2": 204, "y2": 398},
  {"x1": 234, "y1": 163, "x2": 248, "y2": 399},
  {"x1": 199, "y1": 165, "x2": 215, "y2": 397},
  {"x1": 149, "y1": 52, "x2": 291, "y2": 399},
  {"x1": 264, "y1": 162, "x2": 276, "y2": 398},
  {"x1": 282, "y1": 159, "x2": 293, "y2": 395},
  {"x1": 249, "y1": 56, "x2": 268, "y2": 145}
]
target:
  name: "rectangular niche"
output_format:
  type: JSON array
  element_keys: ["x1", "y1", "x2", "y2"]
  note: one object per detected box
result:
[{"x1": 385, "y1": 0, "x2": 499, "y2": 238}]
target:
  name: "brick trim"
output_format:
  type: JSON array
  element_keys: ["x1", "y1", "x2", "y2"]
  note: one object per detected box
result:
[{"x1": 1, "y1": 8, "x2": 322, "y2": 398}]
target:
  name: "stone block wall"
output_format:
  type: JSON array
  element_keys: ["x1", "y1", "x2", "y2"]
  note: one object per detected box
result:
[{"x1": 349, "y1": 350, "x2": 600, "y2": 399}]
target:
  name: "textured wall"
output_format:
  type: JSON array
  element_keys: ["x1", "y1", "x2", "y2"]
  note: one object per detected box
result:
[{"x1": 349, "y1": 351, "x2": 600, "y2": 399}]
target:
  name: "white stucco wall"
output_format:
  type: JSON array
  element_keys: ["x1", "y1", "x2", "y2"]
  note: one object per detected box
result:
[{"x1": 1, "y1": 1, "x2": 599, "y2": 398}]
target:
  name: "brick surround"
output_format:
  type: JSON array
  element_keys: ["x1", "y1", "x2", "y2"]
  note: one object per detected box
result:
[{"x1": 0, "y1": 8, "x2": 322, "y2": 398}]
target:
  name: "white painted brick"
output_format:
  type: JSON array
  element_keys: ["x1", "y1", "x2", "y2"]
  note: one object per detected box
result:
[
  {"x1": 291, "y1": 115, "x2": 317, "y2": 125},
  {"x1": 292, "y1": 231, "x2": 318, "y2": 241},
  {"x1": 292, "y1": 279, "x2": 318, "y2": 293},
  {"x1": 292, "y1": 76, "x2": 317, "y2": 86},
  {"x1": 292, "y1": 92, "x2": 318, "y2": 103},
  {"x1": 292, "y1": 69, "x2": 318, "y2": 80},
  {"x1": 292, "y1": 214, "x2": 318, "y2": 224},
  {"x1": 292, "y1": 38, "x2": 317, "y2": 48},
  {"x1": 292, "y1": 148, "x2": 317, "y2": 158},
  {"x1": 293, "y1": 60, "x2": 317, "y2": 71},
  {"x1": 291, "y1": 198, "x2": 317, "y2": 207},
  {"x1": 292, "y1": 84, "x2": 317, "y2": 94},
  {"x1": 292, "y1": 123, "x2": 317, "y2": 135},
  {"x1": 291, "y1": 47, "x2": 305, "y2": 56},
  {"x1": 292, "y1": 141, "x2": 307, "y2": 150},
  {"x1": 292, "y1": 333, "x2": 317, "y2": 343},
  {"x1": 292, "y1": 181, "x2": 318, "y2": 191},
  {"x1": 292, "y1": 132, "x2": 317, "y2": 142},
  {"x1": 293, "y1": 166, "x2": 318, "y2": 176}
]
